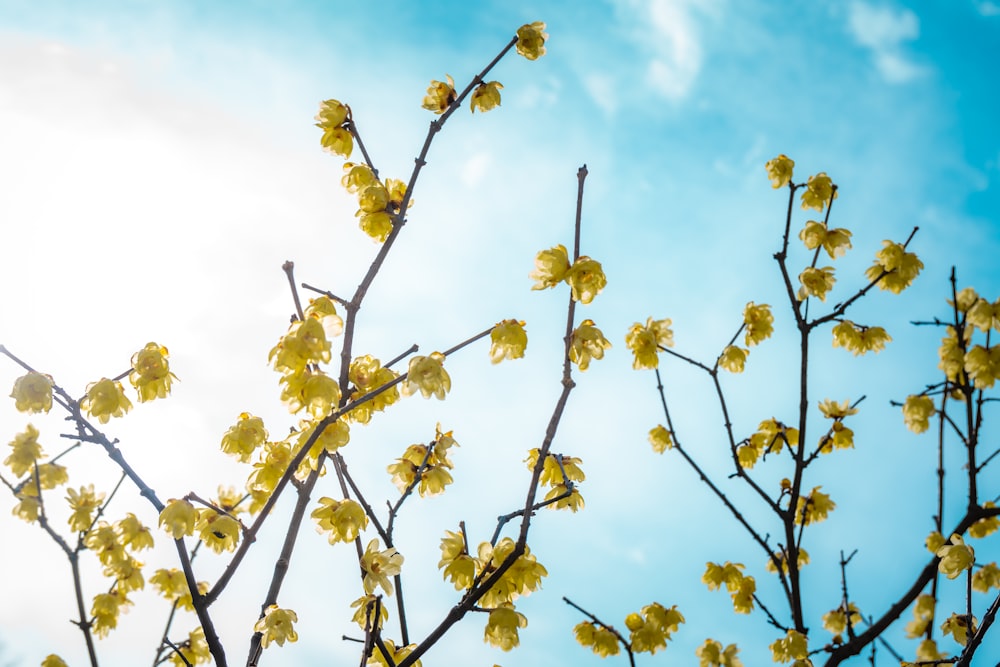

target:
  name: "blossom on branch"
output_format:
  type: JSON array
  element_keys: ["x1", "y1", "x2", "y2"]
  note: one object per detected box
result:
[
  {"x1": 625, "y1": 317, "x2": 674, "y2": 370},
  {"x1": 516, "y1": 22, "x2": 547, "y2": 60},
  {"x1": 422, "y1": 75, "x2": 456, "y2": 114},
  {"x1": 569, "y1": 319, "x2": 612, "y2": 371},
  {"x1": 254, "y1": 605, "x2": 299, "y2": 647},
  {"x1": 765, "y1": 154, "x2": 794, "y2": 189},
  {"x1": 129, "y1": 342, "x2": 177, "y2": 402},
  {"x1": 490, "y1": 319, "x2": 528, "y2": 363},
  {"x1": 81, "y1": 378, "x2": 132, "y2": 423},
  {"x1": 471, "y1": 81, "x2": 503, "y2": 113},
  {"x1": 402, "y1": 352, "x2": 451, "y2": 400},
  {"x1": 10, "y1": 371, "x2": 53, "y2": 413}
]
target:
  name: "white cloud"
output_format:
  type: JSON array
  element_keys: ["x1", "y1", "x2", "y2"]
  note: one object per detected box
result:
[
  {"x1": 847, "y1": 1, "x2": 926, "y2": 83},
  {"x1": 976, "y1": 1, "x2": 1000, "y2": 16},
  {"x1": 616, "y1": 0, "x2": 720, "y2": 101},
  {"x1": 582, "y1": 72, "x2": 617, "y2": 115},
  {"x1": 459, "y1": 151, "x2": 492, "y2": 187}
]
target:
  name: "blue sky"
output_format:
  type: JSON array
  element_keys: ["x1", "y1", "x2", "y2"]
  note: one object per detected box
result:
[{"x1": 1, "y1": 1, "x2": 999, "y2": 666}]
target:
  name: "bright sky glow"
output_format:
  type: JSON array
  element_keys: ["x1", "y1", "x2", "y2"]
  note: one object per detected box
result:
[{"x1": 1, "y1": 1, "x2": 999, "y2": 666}]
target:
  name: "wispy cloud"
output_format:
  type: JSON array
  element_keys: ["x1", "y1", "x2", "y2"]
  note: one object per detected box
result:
[
  {"x1": 847, "y1": 1, "x2": 926, "y2": 83},
  {"x1": 616, "y1": 0, "x2": 720, "y2": 101},
  {"x1": 975, "y1": 1, "x2": 1000, "y2": 16}
]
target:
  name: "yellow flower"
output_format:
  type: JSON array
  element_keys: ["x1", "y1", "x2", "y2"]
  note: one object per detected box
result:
[
  {"x1": 799, "y1": 220, "x2": 852, "y2": 259},
  {"x1": 818, "y1": 421, "x2": 854, "y2": 453},
  {"x1": 175, "y1": 580, "x2": 209, "y2": 611},
  {"x1": 648, "y1": 424, "x2": 673, "y2": 453},
  {"x1": 702, "y1": 561, "x2": 745, "y2": 592},
  {"x1": 311, "y1": 497, "x2": 367, "y2": 544},
  {"x1": 170, "y1": 627, "x2": 211, "y2": 666},
  {"x1": 347, "y1": 355, "x2": 400, "y2": 423},
  {"x1": 477, "y1": 538, "x2": 547, "y2": 607},
  {"x1": 12, "y1": 493, "x2": 41, "y2": 523},
  {"x1": 938, "y1": 325, "x2": 968, "y2": 381},
  {"x1": 342, "y1": 162, "x2": 377, "y2": 193},
  {"x1": 366, "y1": 640, "x2": 421, "y2": 667},
  {"x1": 865, "y1": 241, "x2": 923, "y2": 294},
  {"x1": 515, "y1": 22, "x2": 547, "y2": 60},
  {"x1": 525, "y1": 449, "x2": 585, "y2": 487},
  {"x1": 5, "y1": 423, "x2": 44, "y2": 477},
  {"x1": 471, "y1": 81, "x2": 503, "y2": 113},
  {"x1": 360, "y1": 538, "x2": 404, "y2": 595},
  {"x1": 42, "y1": 655, "x2": 68, "y2": 667},
  {"x1": 81, "y1": 378, "x2": 132, "y2": 423},
  {"x1": 66, "y1": 484, "x2": 105, "y2": 532},
  {"x1": 490, "y1": 320, "x2": 528, "y2": 363},
  {"x1": 196, "y1": 509, "x2": 240, "y2": 553},
  {"x1": 770, "y1": 630, "x2": 809, "y2": 662},
  {"x1": 129, "y1": 342, "x2": 177, "y2": 402},
  {"x1": 386, "y1": 445, "x2": 454, "y2": 496},
  {"x1": 625, "y1": 317, "x2": 674, "y2": 370},
  {"x1": 569, "y1": 319, "x2": 612, "y2": 371},
  {"x1": 969, "y1": 502, "x2": 999, "y2": 538},
  {"x1": 402, "y1": 352, "x2": 451, "y2": 400},
  {"x1": 115, "y1": 512, "x2": 154, "y2": 550},
  {"x1": 765, "y1": 547, "x2": 809, "y2": 575},
  {"x1": 247, "y1": 439, "x2": 293, "y2": 493},
  {"x1": 625, "y1": 603, "x2": 683, "y2": 654},
  {"x1": 268, "y1": 317, "x2": 332, "y2": 375},
  {"x1": 832, "y1": 320, "x2": 891, "y2": 355},
  {"x1": 221, "y1": 412, "x2": 268, "y2": 463},
  {"x1": 902, "y1": 395, "x2": 935, "y2": 434},
  {"x1": 731, "y1": 577, "x2": 755, "y2": 613},
  {"x1": 253, "y1": 605, "x2": 299, "y2": 647},
  {"x1": 822, "y1": 603, "x2": 861, "y2": 636},
  {"x1": 718, "y1": 345, "x2": 748, "y2": 373},
  {"x1": 952, "y1": 287, "x2": 979, "y2": 312},
  {"x1": 795, "y1": 486, "x2": 835, "y2": 525},
  {"x1": 350, "y1": 594, "x2": 389, "y2": 630},
  {"x1": 800, "y1": 172, "x2": 837, "y2": 211},
  {"x1": 797, "y1": 266, "x2": 836, "y2": 301},
  {"x1": 150, "y1": 568, "x2": 188, "y2": 600},
  {"x1": 544, "y1": 483, "x2": 584, "y2": 512},
  {"x1": 383, "y1": 177, "x2": 408, "y2": 211},
  {"x1": 765, "y1": 154, "x2": 794, "y2": 189},
  {"x1": 925, "y1": 531, "x2": 947, "y2": 553},
  {"x1": 965, "y1": 344, "x2": 1000, "y2": 389},
  {"x1": 973, "y1": 562, "x2": 1000, "y2": 592},
  {"x1": 304, "y1": 295, "x2": 344, "y2": 337},
  {"x1": 529, "y1": 244, "x2": 571, "y2": 290},
  {"x1": 91, "y1": 591, "x2": 130, "y2": 638},
  {"x1": 315, "y1": 99, "x2": 352, "y2": 158},
  {"x1": 279, "y1": 368, "x2": 341, "y2": 418},
  {"x1": 818, "y1": 398, "x2": 857, "y2": 419},
  {"x1": 968, "y1": 297, "x2": 1000, "y2": 332},
  {"x1": 941, "y1": 612, "x2": 976, "y2": 646},
  {"x1": 564, "y1": 256, "x2": 607, "y2": 304},
  {"x1": 574, "y1": 621, "x2": 620, "y2": 657},
  {"x1": 906, "y1": 593, "x2": 936, "y2": 638},
  {"x1": 10, "y1": 372, "x2": 53, "y2": 413},
  {"x1": 937, "y1": 534, "x2": 975, "y2": 579},
  {"x1": 748, "y1": 418, "x2": 799, "y2": 456},
  {"x1": 484, "y1": 603, "x2": 528, "y2": 651},
  {"x1": 316, "y1": 98, "x2": 348, "y2": 127},
  {"x1": 915, "y1": 638, "x2": 944, "y2": 661},
  {"x1": 743, "y1": 302, "x2": 773, "y2": 347},
  {"x1": 438, "y1": 529, "x2": 478, "y2": 590},
  {"x1": 422, "y1": 75, "x2": 456, "y2": 114},
  {"x1": 297, "y1": 418, "x2": 351, "y2": 464},
  {"x1": 696, "y1": 638, "x2": 743, "y2": 667},
  {"x1": 159, "y1": 498, "x2": 197, "y2": 539}
]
